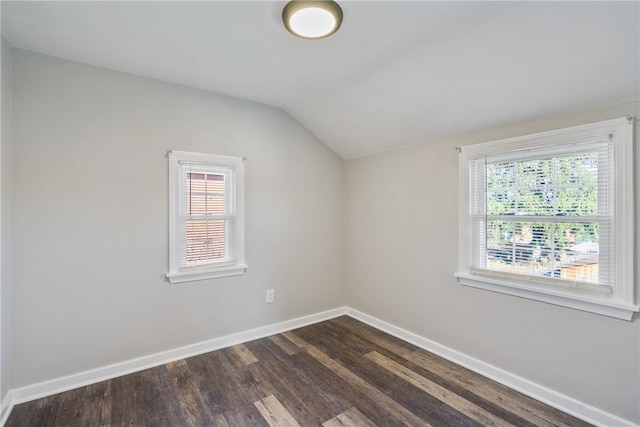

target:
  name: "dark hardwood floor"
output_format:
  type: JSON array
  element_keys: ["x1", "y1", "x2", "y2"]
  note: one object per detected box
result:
[{"x1": 7, "y1": 316, "x2": 592, "y2": 426}]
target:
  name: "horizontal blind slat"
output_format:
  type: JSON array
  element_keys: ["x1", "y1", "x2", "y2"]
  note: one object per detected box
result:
[
  {"x1": 469, "y1": 142, "x2": 612, "y2": 288},
  {"x1": 178, "y1": 161, "x2": 237, "y2": 268}
]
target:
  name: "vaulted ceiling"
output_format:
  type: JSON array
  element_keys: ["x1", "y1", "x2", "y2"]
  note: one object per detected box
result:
[{"x1": 2, "y1": 1, "x2": 638, "y2": 159}]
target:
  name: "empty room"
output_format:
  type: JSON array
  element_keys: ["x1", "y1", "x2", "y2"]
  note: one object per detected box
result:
[{"x1": 0, "y1": 1, "x2": 638, "y2": 426}]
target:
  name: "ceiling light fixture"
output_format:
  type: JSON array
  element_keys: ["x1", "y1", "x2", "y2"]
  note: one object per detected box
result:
[{"x1": 282, "y1": 1, "x2": 343, "y2": 39}]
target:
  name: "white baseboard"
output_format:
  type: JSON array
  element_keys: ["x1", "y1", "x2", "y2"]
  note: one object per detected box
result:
[
  {"x1": 345, "y1": 307, "x2": 637, "y2": 427},
  {"x1": 8, "y1": 307, "x2": 347, "y2": 408},
  {"x1": 0, "y1": 391, "x2": 13, "y2": 427},
  {"x1": 3, "y1": 306, "x2": 637, "y2": 427}
]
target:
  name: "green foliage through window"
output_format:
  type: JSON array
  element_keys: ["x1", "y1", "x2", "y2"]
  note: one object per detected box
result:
[{"x1": 483, "y1": 152, "x2": 602, "y2": 284}]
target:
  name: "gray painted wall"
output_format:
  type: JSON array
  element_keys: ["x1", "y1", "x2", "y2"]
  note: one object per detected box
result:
[
  {"x1": 345, "y1": 100, "x2": 640, "y2": 423},
  {"x1": 1, "y1": 37, "x2": 12, "y2": 404},
  {"x1": 10, "y1": 49, "x2": 345, "y2": 387}
]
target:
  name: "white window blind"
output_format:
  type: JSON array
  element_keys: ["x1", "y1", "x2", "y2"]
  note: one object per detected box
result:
[
  {"x1": 167, "y1": 151, "x2": 246, "y2": 283},
  {"x1": 468, "y1": 141, "x2": 612, "y2": 295},
  {"x1": 178, "y1": 163, "x2": 235, "y2": 268},
  {"x1": 456, "y1": 117, "x2": 638, "y2": 320}
]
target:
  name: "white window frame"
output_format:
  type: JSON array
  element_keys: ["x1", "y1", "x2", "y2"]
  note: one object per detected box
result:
[
  {"x1": 167, "y1": 150, "x2": 247, "y2": 284},
  {"x1": 456, "y1": 117, "x2": 638, "y2": 320}
]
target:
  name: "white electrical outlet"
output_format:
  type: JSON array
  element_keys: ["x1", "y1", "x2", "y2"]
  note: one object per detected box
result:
[{"x1": 266, "y1": 289, "x2": 275, "y2": 303}]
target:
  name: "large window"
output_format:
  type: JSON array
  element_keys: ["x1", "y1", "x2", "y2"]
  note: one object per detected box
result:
[
  {"x1": 167, "y1": 151, "x2": 247, "y2": 283},
  {"x1": 456, "y1": 117, "x2": 637, "y2": 320}
]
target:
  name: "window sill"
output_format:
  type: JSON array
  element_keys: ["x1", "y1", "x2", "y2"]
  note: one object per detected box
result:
[
  {"x1": 455, "y1": 272, "x2": 639, "y2": 321},
  {"x1": 167, "y1": 264, "x2": 248, "y2": 284}
]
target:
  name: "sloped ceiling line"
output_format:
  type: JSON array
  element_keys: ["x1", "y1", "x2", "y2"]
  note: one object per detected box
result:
[{"x1": 2, "y1": 1, "x2": 638, "y2": 159}]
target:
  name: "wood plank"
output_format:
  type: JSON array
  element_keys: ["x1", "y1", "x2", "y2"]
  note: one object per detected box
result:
[
  {"x1": 269, "y1": 333, "x2": 302, "y2": 356},
  {"x1": 323, "y1": 407, "x2": 377, "y2": 427},
  {"x1": 283, "y1": 330, "x2": 431, "y2": 426},
  {"x1": 254, "y1": 395, "x2": 302, "y2": 427},
  {"x1": 71, "y1": 381, "x2": 111, "y2": 426},
  {"x1": 245, "y1": 337, "x2": 340, "y2": 425},
  {"x1": 217, "y1": 402, "x2": 270, "y2": 427},
  {"x1": 297, "y1": 321, "x2": 376, "y2": 357},
  {"x1": 186, "y1": 347, "x2": 265, "y2": 414},
  {"x1": 366, "y1": 351, "x2": 515, "y2": 427},
  {"x1": 405, "y1": 349, "x2": 591, "y2": 427},
  {"x1": 291, "y1": 323, "x2": 483, "y2": 426},
  {"x1": 254, "y1": 336, "x2": 352, "y2": 416},
  {"x1": 110, "y1": 365, "x2": 184, "y2": 426},
  {"x1": 289, "y1": 351, "x2": 353, "y2": 414},
  {"x1": 166, "y1": 356, "x2": 216, "y2": 425},
  {"x1": 213, "y1": 413, "x2": 233, "y2": 427},
  {"x1": 291, "y1": 347, "x2": 422, "y2": 427},
  {"x1": 329, "y1": 322, "x2": 532, "y2": 425},
  {"x1": 5, "y1": 398, "x2": 52, "y2": 427},
  {"x1": 231, "y1": 343, "x2": 259, "y2": 365},
  {"x1": 329, "y1": 315, "x2": 420, "y2": 358}
]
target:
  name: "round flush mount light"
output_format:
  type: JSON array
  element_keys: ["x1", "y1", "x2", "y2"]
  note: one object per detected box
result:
[{"x1": 282, "y1": 1, "x2": 343, "y2": 39}]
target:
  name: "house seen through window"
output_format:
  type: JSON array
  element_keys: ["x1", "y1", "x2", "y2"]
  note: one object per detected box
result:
[
  {"x1": 457, "y1": 117, "x2": 637, "y2": 320},
  {"x1": 167, "y1": 151, "x2": 247, "y2": 283},
  {"x1": 481, "y1": 151, "x2": 604, "y2": 286},
  {"x1": 185, "y1": 171, "x2": 227, "y2": 264}
]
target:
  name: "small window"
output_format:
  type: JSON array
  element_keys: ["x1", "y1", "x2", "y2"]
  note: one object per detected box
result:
[
  {"x1": 167, "y1": 151, "x2": 247, "y2": 283},
  {"x1": 456, "y1": 117, "x2": 638, "y2": 320}
]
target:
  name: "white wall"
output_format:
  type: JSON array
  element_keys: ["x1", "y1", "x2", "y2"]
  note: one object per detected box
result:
[
  {"x1": 1, "y1": 36, "x2": 12, "y2": 405},
  {"x1": 10, "y1": 49, "x2": 344, "y2": 387},
  {"x1": 345, "y1": 101, "x2": 640, "y2": 424}
]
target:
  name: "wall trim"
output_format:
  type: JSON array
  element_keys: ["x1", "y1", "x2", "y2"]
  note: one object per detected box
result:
[
  {"x1": 8, "y1": 307, "x2": 347, "y2": 409},
  {"x1": 345, "y1": 307, "x2": 637, "y2": 427},
  {"x1": 0, "y1": 391, "x2": 13, "y2": 427},
  {"x1": 2, "y1": 306, "x2": 636, "y2": 427}
]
